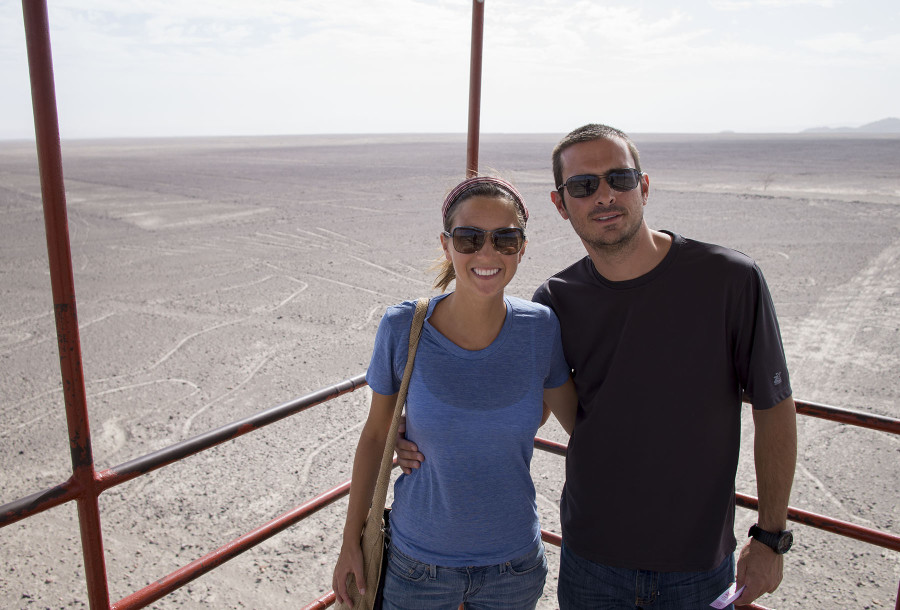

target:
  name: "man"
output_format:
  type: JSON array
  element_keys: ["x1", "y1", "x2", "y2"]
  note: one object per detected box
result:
[{"x1": 399, "y1": 124, "x2": 797, "y2": 609}]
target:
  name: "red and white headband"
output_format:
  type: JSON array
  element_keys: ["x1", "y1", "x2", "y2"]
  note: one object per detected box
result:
[{"x1": 441, "y1": 176, "x2": 529, "y2": 225}]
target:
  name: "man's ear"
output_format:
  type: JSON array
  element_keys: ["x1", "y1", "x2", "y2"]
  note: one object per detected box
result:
[
  {"x1": 640, "y1": 173, "x2": 650, "y2": 205},
  {"x1": 551, "y1": 190, "x2": 570, "y2": 220}
]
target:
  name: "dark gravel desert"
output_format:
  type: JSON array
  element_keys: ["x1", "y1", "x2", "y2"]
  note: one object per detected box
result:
[{"x1": 1, "y1": 133, "x2": 898, "y2": 608}]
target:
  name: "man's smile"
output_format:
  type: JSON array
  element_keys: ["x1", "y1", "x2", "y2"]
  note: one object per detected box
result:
[{"x1": 590, "y1": 210, "x2": 623, "y2": 222}]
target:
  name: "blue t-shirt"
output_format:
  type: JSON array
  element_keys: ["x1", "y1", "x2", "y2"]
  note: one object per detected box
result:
[{"x1": 366, "y1": 294, "x2": 570, "y2": 567}]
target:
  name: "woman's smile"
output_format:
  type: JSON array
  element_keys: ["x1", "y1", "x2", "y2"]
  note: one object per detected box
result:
[{"x1": 473, "y1": 267, "x2": 500, "y2": 277}]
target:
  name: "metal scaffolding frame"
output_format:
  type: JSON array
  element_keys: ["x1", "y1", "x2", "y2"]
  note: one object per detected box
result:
[{"x1": 3, "y1": 1, "x2": 898, "y2": 609}]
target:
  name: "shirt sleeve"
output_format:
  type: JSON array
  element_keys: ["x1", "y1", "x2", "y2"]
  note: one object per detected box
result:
[
  {"x1": 732, "y1": 263, "x2": 793, "y2": 410},
  {"x1": 365, "y1": 307, "x2": 405, "y2": 396},
  {"x1": 532, "y1": 282, "x2": 552, "y2": 310},
  {"x1": 544, "y1": 309, "x2": 572, "y2": 389}
]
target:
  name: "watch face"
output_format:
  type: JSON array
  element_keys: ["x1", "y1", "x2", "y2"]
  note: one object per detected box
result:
[{"x1": 777, "y1": 531, "x2": 794, "y2": 553}]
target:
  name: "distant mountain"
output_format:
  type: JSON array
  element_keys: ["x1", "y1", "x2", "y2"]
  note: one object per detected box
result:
[{"x1": 803, "y1": 117, "x2": 900, "y2": 133}]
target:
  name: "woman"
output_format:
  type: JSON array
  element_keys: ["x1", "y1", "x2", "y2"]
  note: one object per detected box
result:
[{"x1": 333, "y1": 176, "x2": 576, "y2": 609}]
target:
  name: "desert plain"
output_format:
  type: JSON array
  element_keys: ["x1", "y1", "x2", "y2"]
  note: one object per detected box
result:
[{"x1": 1, "y1": 132, "x2": 899, "y2": 608}]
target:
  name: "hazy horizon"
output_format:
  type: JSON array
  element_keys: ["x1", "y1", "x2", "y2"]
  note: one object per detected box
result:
[{"x1": 2, "y1": 121, "x2": 899, "y2": 145}]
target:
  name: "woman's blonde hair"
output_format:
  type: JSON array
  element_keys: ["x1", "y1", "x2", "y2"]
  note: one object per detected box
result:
[{"x1": 433, "y1": 176, "x2": 528, "y2": 292}]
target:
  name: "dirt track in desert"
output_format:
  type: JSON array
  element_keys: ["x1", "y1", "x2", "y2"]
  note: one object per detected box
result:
[{"x1": 1, "y1": 133, "x2": 898, "y2": 609}]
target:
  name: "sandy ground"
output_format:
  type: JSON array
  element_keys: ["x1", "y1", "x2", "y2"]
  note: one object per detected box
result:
[{"x1": 1, "y1": 133, "x2": 898, "y2": 609}]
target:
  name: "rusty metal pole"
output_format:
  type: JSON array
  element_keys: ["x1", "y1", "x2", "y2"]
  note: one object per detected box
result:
[
  {"x1": 21, "y1": 1, "x2": 110, "y2": 607},
  {"x1": 466, "y1": 0, "x2": 485, "y2": 177}
]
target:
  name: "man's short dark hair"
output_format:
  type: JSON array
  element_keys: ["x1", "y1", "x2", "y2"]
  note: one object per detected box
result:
[{"x1": 552, "y1": 124, "x2": 642, "y2": 191}]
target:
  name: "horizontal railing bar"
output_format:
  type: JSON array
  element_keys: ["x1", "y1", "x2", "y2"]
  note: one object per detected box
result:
[
  {"x1": 0, "y1": 475, "x2": 82, "y2": 528},
  {"x1": 300, "y1": 590, "x2": 336, "y2": 610},
  {"x1": 541, "y1": 528, "x2": 562, "y2": 546},
  {"x1": 6, "y1": 388, "x2": 895, "y2": 531},
  {"x1": 736, "y1": 493, "x2": 900, "y2": 552},
  {"x1": 534, "y1": 436, "x2": 566, "y2": 456},
  {"x1": 111, "y1": 465, "x2": 374, "y2": 610},
  {"x1": 535, "y1": 440, "x2": 900, "y2": 552},
  {"x1": 0, "y1": 374, "x2": 368, "y2": 528},
  {"x1": 794, "y1": 399, "x2": 900, "y2": 435},
  {"x1": 99, "y1": 373, "x2": 369, "y2": 491},
  {"x1": 4, "y1": 380, "x2": 897, "y2": 607}
]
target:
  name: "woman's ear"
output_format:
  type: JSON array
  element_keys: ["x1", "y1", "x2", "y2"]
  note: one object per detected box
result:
[{"x1": 440, "y1": 232, "x2": 451, "y2": 260}]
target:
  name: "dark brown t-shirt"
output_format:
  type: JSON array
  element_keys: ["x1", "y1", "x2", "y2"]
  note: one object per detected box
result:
[{"x1": 533, "y1": 232, "x2": 792, "y2": 572}]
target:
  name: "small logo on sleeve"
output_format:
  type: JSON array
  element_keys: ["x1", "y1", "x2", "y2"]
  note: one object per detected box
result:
[{"x1": 773, "y1": 372, "x2": 783, "y2": 386}]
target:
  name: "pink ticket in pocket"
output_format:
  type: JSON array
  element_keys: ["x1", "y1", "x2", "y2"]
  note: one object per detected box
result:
[{"x1": 710, "y1": 583, "x2": 745, "y2": 608}]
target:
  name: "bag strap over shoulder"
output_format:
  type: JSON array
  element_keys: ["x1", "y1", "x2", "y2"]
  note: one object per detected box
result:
[{"x1": 368, "y1": 297, "x2": 428, "y2": 521}]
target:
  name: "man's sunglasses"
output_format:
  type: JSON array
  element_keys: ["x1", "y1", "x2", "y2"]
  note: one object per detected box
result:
[
  {"x1": 557, "y1": 169, "x2": 643, "y2": 198},
  {"x1": 442, "y1": 226, "x2": 526, "y2": 255}
]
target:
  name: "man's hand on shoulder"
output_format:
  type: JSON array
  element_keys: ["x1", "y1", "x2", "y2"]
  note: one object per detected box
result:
[
  {"x1": 395, "y1": 417, "x2": 424, "y2": 474},
  {"x1": 734, "y1": 538, "x2": 783, "y2": 606}
]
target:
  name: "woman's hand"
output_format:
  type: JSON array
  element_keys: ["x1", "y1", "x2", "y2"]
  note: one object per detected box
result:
[
  {"x1": 332, "y1": 540, "x2": 366, "y2": 606},
  {"x1": 396, "y1": 416, "x2": 425, "y2": 474}
]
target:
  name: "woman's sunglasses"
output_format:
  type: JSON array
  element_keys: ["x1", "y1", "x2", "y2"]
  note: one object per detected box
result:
[
  {"x1": 557, "y1": 169, "x2": 643, "y2": 198},
  {"x1": 443, "y1": 226, "x2": 526, "y2": 255}
]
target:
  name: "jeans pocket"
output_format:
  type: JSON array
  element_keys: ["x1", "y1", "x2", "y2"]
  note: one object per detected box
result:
[
  {"x1": 387, "y1": 548, "x2": 430, "y2": 583},
  {"x1": 506, "y1": 544, "x2": 548, "y2": 576}
]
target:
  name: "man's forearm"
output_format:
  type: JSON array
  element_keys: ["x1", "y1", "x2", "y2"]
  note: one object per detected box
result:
[{"x1": 753, "y1": 396, "x2": 798, "y2": 531}]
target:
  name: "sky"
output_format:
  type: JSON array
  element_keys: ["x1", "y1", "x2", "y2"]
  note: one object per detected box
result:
[{"x1": 1, "y1": 0, "x2": 898, "y2": 140}]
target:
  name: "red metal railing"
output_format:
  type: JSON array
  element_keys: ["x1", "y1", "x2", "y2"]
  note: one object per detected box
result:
[
  {"x1": 19, "y1": 0, "x2": 109, "y2": 605},
  {"x1": 5, "y1": 1, "x2": 899, "y2": 609},
  {"x1": 4, "y1": 392, "x2": 898, "y2": 609},
  {"x1": 466, "y1": 0, "x2": 485, "y2": 178}
]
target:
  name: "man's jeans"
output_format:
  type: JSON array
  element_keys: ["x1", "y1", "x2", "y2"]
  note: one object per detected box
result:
[
  {"x1": 558, "y1": 542, "x2": 736, "y2": 609},
  {"x1": 382, "y1": 543, "x2": 547, "y2": 610}
]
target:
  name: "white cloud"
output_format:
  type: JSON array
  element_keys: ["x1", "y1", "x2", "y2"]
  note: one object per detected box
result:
[
  {"x1": 709, "y1": 0, "x2": 839, "y2": 9},
  {"x1": 1, "y1": 0, "x2": 896, "y2": 137},
  {"x1": 799, "y1": 31, "x2": 900, "y2": 58}
]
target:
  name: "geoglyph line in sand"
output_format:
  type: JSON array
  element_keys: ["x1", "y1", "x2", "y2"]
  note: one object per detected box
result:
[
  {"x1": 788, "y1": 239, "x2": 900, "y2": 382},
  {"x1": 149, "y1": 318, "x2": 250, "y2": 372},
  {"x1": 269, "y1": 278, "x2": 309, "y2": 313},
  {"x1": 298, "y1": 412, "x2": 365, "y2": 489},
  {"x1": 346, "y1": 255, "x2": 432, "y2": 287},
  {"x1": 240, "y1": 233, "x2": 329, "y2": 251},
  {"x1": 796, "y1": 462, "x2": 875, "y2": 527},
  {"x1": 181, "y1": 351, "x2": 272, "y2": 437},
  {"x1": 300, "y1": 273, "x2": 406, "y2": 300},
  {"x1": 0, "y1": 378, "x2": 200, "y2": 438},
  {"x1": 783, "y1": 238, "x2": 900, "y2": 524},
  {"x1": 291, "y1": 228, "x2": 329, "y2": 242},
  {"x1": 352, "y1": 305, "x2": 383, "y2": 331},
  {"x1": 0, "y1": 312, "x2": 115, "y2": 356},
  {"x1": 314, "y1": 227, "x2": 372, "y2": 249}
]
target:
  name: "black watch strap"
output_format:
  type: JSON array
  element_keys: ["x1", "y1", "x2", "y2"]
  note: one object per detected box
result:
[{"x1": 748, "y1": 524, "x2": 793, "y2": 554}]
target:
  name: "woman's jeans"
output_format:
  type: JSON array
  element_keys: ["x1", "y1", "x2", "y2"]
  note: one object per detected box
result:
[
  {"x1": 382, "y1": 543, "x2": 548, "y2": 610},
  {"x1": 557, "y1": 542, "x2": 736, "y2": 609}
]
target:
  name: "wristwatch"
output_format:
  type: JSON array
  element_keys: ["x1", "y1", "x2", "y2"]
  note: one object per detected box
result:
[{"x1": 748, "y1": 524, "x2": 793, "y2": 554}]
